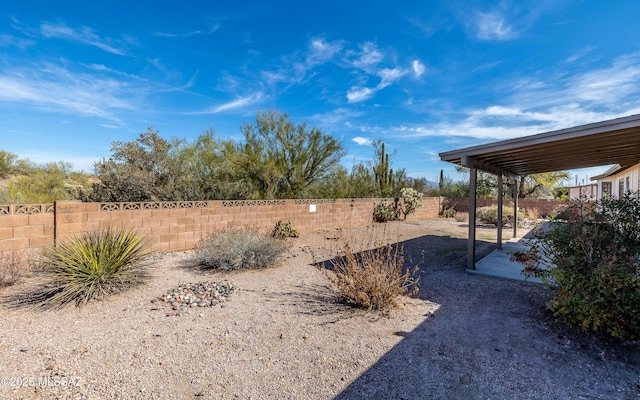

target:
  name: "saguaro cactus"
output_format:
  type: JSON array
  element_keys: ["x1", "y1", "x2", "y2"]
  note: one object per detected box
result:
[{"x1": 373, "y1": 141, "x2": 394, "y2": 196}]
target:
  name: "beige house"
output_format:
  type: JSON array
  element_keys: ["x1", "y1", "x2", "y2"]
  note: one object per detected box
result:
[
  {"x1": 591, "y1": 163, "x2": 640, "y2": 200},
  {"x1": 568, "y1": 184, "x2": 598, "y2": 199}
]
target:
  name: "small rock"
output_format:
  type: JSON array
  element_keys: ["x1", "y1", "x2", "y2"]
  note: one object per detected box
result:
[{"x1": 20, "y1": 345, "x2": 32, "y2": 352}]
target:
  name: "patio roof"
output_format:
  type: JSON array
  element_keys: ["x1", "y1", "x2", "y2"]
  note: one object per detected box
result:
[
  {"x1": 439, "y1": 113, "x2": 640, "y2": 271},
  {"x1": 439, "y1": 114, "x2": 640, "y2": 179}
]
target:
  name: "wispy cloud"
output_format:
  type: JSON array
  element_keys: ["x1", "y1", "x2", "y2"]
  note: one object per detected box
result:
[
  {"x1": 205, "y1": 92, "x2": 265, "y2": 114},
  {"x1": 346, "y1": 67, "x2": 408, "y2": 103},
  {"x1": 40, "y1": 22, "x2": 125, "y2": 55},
  {"x1": 0, "y1": 62, "x2": 158, "y2": 122},
  {"x1": 347, "y1": 86, "x2": 375, "y2": 103},
  {"x1": 563, "y1": 46, "x2": 596, "y2": 64},
  {"x1": 392, "y1": 52, "x2": 640, "y2": 141},
  {"x1": 350, "y1": 41, "x2": 383, "y2": 72},
  {"x1": 152, "y1": 30, "x2": 202, "y2": 38},
  {"x1": 475, "y1": 11, "x2": 515, "y2": 40},
  {"x1": 0, "y1": 33, "x2": 35, "y2": 49},
  {"x1": 310, "y1": 108, "x2": 363, "y2": 127},
  {"x1": 261, "y1": 37, "x2": 344, "y2": 87}
]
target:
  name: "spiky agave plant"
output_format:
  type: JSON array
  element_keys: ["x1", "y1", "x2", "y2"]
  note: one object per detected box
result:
[{"x1": 40, "y1": 227, "x2": 150, "y2": 308}]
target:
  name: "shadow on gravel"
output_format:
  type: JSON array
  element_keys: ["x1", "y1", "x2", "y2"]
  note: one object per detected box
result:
[
  {"x1": 333, "y1": 234, "x2": 640, "y2": 400},
  {"x1": 1, "y1": 282, "x2": 65, "y2": 311}
]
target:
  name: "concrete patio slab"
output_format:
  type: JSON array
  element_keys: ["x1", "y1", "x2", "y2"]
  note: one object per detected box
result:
[{"x1": 469, "y1": 239, "x2": 544, "y2": 283}]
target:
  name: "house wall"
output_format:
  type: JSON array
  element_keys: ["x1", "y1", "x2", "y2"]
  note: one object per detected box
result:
[
  {"x1": 0, "y1": 198, "x2": 441, "y2": 268},
  {"x1": 568, "y1": 184, "x2": 597, "y2": 200},
  {"x1": 595, "y1": 162, "x2": 640, "y2": 200}
]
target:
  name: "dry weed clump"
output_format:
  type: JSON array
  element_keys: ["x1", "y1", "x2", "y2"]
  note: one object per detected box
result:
[
  {"x1": 195, "y1": 227, "x2": 290, "y2": 270},
  {"x1": 324, "y1": 240, "x2": 420, "y2": 312},
  {"x1": 0, "y1": 251, "x2": 27, "y2": 287}
]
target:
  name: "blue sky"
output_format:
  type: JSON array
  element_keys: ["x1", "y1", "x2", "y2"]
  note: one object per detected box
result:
[{"x1": 2, "y1": 1, "x2": 640, "y2": 185}]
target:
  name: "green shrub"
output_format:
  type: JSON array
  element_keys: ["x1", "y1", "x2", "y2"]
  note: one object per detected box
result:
[
  {"x1": 272, "y1": 220, "x2": 299, "y2": 239},
  {"x1": 400, "y1": 187, "x2": 423, "y2": 219},
  {"x1": 441, "y1": 208, "x2": 456, "y2": 218},
  {"x1": 373, "y1": 200, "x2": 397, "y2": 222},
  {"x1": 324, "y1": 243, "x2": 420, "y2": 312},
  {"x1": 476, "y1": 205, "x2": 525, "y2": 226},
  {"x1": 38, "y1": 227, "x2": 150, "y2": 308},
  {"x1": 518, "y1": 195, "x2": 640, "y2": 339},
  {"x1": 195, "y1": 227, "x2": 289, "y2": 270}
]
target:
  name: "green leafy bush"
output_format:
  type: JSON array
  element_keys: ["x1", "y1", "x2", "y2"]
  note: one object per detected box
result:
[
  {"x1": 324, "y1": 243, "x2": 420, "y2": 312},
  {"x1": 476, "y1": 205, "x2": 525, "y2": 226},
  {"x1": 195, "y1": 227, "x2": 289, "y2": 270},
  {"x1": 518, "y1": 195, "x2": 640, "y2": 339},
  {"x1": 441, "y1": 208, "x2": 456, "y2": 218},
  {"x1": 38, "y1": 227, "x2": 150, "y2": 308},
  {"x1": 399, "y1": 187, "x2": 423, "y2": 219},
  {"x1": 373, "y1": 200, "x2": 397, "y2": 222},
  {"x1": 272, "y1": 220, "x2": 299, "y2": 239}
]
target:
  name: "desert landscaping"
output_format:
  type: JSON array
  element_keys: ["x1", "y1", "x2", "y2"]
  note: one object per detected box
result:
[{"x1": 1, "y1": 218, "x2": 639, "y2": 400}]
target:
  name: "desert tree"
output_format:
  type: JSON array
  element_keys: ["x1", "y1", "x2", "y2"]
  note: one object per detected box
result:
[{"x1": 240, "y1": 110, "x2": 346, "y2": 199}]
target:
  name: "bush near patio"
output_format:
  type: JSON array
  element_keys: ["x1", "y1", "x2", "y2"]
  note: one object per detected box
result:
[
  {"x1": 518, "y1": 194, "x2": 640, "y2": 340},
  {"x1": 476, "y1": 204, "x2": 525, "y2": 226}
]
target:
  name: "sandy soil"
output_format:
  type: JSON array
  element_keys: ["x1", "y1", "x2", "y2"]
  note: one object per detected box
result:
[{"x1": 1, "y1": 219, "x2": 639, "y2": 400}]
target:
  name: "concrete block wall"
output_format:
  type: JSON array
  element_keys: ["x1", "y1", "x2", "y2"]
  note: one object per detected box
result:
[
  {"x1": 441, "y1": 197, "x2": 566, "y2": 217},
  {"x1": 0, "y1": 204, "x2": 54, "y2": 258},
  {"x1": 0, "y1": 198, "x2": 442, "y2": 265}
]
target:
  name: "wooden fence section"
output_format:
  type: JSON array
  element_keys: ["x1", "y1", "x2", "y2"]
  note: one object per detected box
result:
[{"x1": 1, "y1": 198, "x2": 441, "y2": 259}]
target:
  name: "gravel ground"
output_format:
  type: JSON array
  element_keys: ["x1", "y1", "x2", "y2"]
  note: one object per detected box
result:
[{"x1": 1, "y1": 219, "x2": 639, "y2": 400}]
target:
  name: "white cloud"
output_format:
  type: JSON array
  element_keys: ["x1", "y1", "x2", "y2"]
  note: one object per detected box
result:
[
  {"x1": 311, "y1": 108, "x2": 363, "y2": 127},
  {"x1": 40, "y1": 22, "x2": 125, "y2": 55},
  {"x1": 378, "y1": 67, "x2": 407, "y2": 87},
  {"x1": 0, "y1": 33, "x2": 35, "y2": 49},
  {"x1": 307, "y1": 38, "x2": 344, "y2": 64},
  {"x1": 475, "y1": 11, "x2": 515, "y2": 41},
  {"x1": 206, "y1": 92, "x2": 264, "y2": 113},
  {"x1": 392, "y1": 54, "x2": 640, "y2": 141},
  {"x1": 0, "y1": 64, "x2": 137, "y2": 121},
  {"x1": 351, "y1": 42, "x2": 383, "y2": 71},
  {"x1": 412, "y1": 60, "x2": 426, "y2": 77},
  {"x1": 347, "y1": 86, "x2": 375, "y2": 103},
  {"x1": 563, "y1": 46, "x2": 596, "y2": 64},
  {"x1": 346, "y1": 68, "x2": 407, "y2": 103},
  {"x1": 152, "y1": 30, "x2": 202, "y2": 38},
  {"x1": 569, "y1": 55, "x2": 640, "y2": 104},
  {"x1": 352, "y1": 136, "x2": 371, "y2": 146}
]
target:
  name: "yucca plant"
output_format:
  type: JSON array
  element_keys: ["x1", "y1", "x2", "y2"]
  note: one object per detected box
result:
[{"x1": 39, "y1": 227, "x2": 150, "y2": 308}]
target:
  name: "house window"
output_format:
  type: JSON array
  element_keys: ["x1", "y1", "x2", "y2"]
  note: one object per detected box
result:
[
  {"x1": 602, "y1": 181, "x2": 612, "y2": 197},
  {"x1": 626, "y1": 176, "x2": 630, "y2": 193},
  {"x1": 619, "y1": 179, "x2": 625, "y2": 198}
]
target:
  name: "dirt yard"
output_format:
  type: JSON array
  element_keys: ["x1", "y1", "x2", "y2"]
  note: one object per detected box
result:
[{"x1": 1, "y1": 219, "x2": 639, "y2": 399}]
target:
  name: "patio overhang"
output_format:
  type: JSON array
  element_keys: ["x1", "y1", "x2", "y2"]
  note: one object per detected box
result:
[
  {"x1": 439, "y1": 113, "x2": 640, "y2": 270},
  {"x1": 440, "y1": 114, "x2": 640, "y2": 178}
]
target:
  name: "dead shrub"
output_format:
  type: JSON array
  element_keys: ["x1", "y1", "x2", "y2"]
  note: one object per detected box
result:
[
  {"x1": 323, "y1": 242, "x2": 420, "y2": 312},
  {"x1": 195, "y1": 227, "x2": 289, "y2": 270},
  {"x1": 526, "y1": 207, "x2": 541, "y2": 220},
  {"x1": 0, "y1": 251, "x2": 29, "y2": 288}
]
